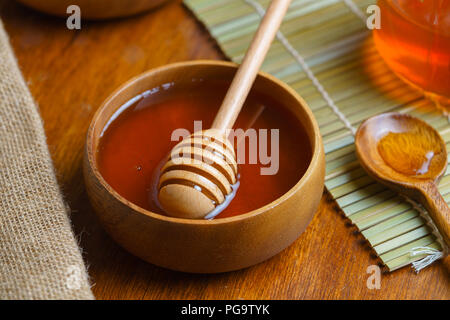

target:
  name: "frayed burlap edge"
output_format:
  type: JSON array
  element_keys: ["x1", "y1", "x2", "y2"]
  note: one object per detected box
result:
[{"x1": 0, "y1": 20, "x2": 94, "y2": 300}]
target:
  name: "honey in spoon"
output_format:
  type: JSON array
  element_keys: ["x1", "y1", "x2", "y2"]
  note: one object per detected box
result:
[
  {"x1": 377, "y1": 126, "x2": 445, "y2": 177},
  {"x1": 356, "y1": 112, "x2": 450, "y2": 248}
]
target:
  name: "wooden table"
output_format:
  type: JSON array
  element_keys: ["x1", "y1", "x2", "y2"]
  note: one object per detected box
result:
[{"x1": 2, "y1": 0, "x2": 448, "y2": 300}]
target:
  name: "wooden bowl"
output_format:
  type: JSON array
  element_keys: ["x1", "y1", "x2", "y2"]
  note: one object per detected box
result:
[
  {"x1": 83, "y1": 60, "x2": 325, "y2": 273},
  {"x1": 16, "y1": 0, "x2": 169, "y2": 19}
]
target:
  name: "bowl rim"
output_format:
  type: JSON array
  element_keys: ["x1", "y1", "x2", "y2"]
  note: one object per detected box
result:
[{"x1": 86, "y1": 60, "x2": 323, "y2": 225}]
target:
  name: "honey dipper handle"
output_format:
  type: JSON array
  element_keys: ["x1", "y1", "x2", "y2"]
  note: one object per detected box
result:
[
  {"x1": 211, "y1": 0, "x2": 292, "y2": 131},
  {"x1": 418, "y1": 182, "x2": 450, "y2": 249}
]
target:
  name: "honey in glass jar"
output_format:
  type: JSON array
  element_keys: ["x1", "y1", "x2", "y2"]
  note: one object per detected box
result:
[{"x1": 373, "y1": 0, "x2": 450, "y2": 103}]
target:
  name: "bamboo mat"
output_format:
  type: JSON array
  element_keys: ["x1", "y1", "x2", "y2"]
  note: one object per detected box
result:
[{"x1": 185, "y1": 0, "x2": 449, "y2": 271}]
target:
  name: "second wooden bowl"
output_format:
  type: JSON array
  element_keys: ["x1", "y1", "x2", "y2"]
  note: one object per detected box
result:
[
  {"x1": 84, "y1": 60, "x2": 325, "y2": 273},
  {"x1": 16, "y1": 0, "x2": 169, "y2": 19}
]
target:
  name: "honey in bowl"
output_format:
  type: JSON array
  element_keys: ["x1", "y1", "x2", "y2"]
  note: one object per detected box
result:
[{"x1": 96, "y1": 79, "x2": 312, "y2": 219}]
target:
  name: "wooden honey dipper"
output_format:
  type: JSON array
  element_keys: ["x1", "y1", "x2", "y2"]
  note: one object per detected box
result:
[{"x1": 157, "y1": 0, "x2": 292, "y2": 219}]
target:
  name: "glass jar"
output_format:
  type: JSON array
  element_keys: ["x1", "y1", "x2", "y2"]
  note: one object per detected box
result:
[{"x1": 373, "y1": 0, "x2": 450, "y2": 104}]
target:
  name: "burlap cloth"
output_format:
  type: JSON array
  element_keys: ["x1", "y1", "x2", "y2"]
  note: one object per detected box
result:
[{"x1": 0, "y1": 21, "x2": 94, "y2": 299}]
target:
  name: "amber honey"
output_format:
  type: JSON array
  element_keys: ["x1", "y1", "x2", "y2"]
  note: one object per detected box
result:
[
  {"x1": 97, "y1": 80, "x2": 312, "y2": 219},
  {"x1": 377, "y1": 125, "x2": 444, "y2": 176},
  {"x1": 374, "y1": 0, "x2": 450, "y2": 101}
]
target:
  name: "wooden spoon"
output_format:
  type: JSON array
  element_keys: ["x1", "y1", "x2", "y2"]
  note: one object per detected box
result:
[
  {"x1": 157, "y1": 0, "x2": 292, "y2": 219},
  {"x1": 355, "y1": 112, "x2": 450, "y2": 248}
]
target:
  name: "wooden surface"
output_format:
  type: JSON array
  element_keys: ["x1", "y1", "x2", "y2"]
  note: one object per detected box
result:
[{"x1": 1, "y1": 0, "x2": 448, "y2": 299}]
